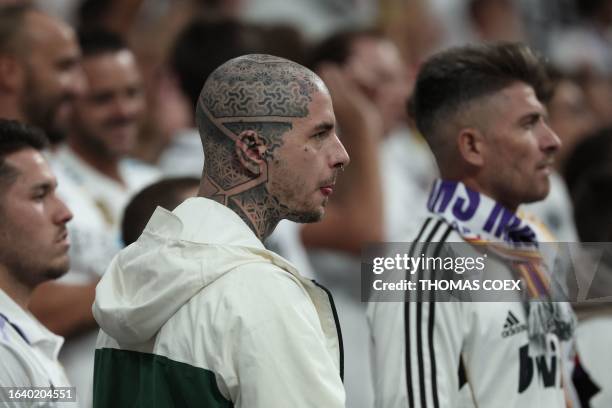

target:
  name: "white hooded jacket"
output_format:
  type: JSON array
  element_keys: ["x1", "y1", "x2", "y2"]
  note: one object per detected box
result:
[{"x1": 92, "y1": 197, "x2": 345, "y2": 407}]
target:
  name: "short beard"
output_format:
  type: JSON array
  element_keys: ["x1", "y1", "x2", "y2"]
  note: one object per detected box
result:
[
  {"x1": 1, "y1": 252, "x2": 69, "y2": 289},
  {"x1": 286, "y1": 209, "x2": 323, "y2": 224},
  {"x1": 42, "y1": 264, "x2": 70, "y2": 281},
  {"x1": 22, "y1": 69, "x2": 68, "y2": 145}
]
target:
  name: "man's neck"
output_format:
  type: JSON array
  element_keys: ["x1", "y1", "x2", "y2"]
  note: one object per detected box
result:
[
  {"x1": 458, "y1": 177, "x2": 518, "y2": 213},
  {"x1": 68, "y1": 139, "x2": 124, "y2": 185},
  {"x1": 199, "y1": 176, "x2": 282, "y2": 241},
  {"x1": 0, "y1": 266, "x2": 30, "y2": 310}
]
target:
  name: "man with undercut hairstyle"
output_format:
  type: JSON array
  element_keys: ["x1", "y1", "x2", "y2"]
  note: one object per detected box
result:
[
  {"x1": 368, "y1": 43, "x2": 575, "y2": 408},
  {"x1": 0, "y1": 119, "x2": 74, "y2": 405},
  {"x1": 92, "y1": 54, "x2": 349, "y2": 407}
]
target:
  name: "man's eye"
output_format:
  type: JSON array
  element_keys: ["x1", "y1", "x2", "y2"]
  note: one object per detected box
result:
[
  {"x1": 313, "y1": 131, "x2": 327, "y2": 139},
  {"x1": 32, "y1": 189, "x2": 49, "y2": 201},
  {"x1": 522, "y1": 114, "x2": 542, "y2": 129}
]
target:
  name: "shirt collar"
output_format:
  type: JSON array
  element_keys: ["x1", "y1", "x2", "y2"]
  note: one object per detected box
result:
[{"x1": 0, "y1": 289, "x2": 64, "y2": 360}]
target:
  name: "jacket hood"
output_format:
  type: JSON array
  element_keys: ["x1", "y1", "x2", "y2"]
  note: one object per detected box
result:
[{"x1": 93, "y1": 197, "x2": 300, "y2": 344}]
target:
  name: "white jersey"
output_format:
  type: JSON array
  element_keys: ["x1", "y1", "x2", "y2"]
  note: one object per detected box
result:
[
  {"x1": 0, "y1": 289, "x2": 74, "y2": 407},
  {"x1": 368, "y1": 216, "x2": 567, "y2": 408}
]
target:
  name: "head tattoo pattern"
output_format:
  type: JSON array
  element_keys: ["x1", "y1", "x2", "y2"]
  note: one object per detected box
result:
[{"x1": 196, "y1": 54, "x2": 322, "y2": 239}]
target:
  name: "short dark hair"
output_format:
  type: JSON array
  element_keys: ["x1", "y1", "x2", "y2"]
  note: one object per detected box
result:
[
  {"x1": 307, "y1": 28, "x2": 383, "y2": 71},
  {"x1": 169, "y1": 18, "x2": 265, "y2": 108},
  {"x1": 0, "y1": 119, "x2": 49, "y2": 190},
  {"x1": 121, "y1": 177, "x2": 200, "y2": 246},
  {"x1": 409, "y1": 42, "x2": 551, "y2": 141},
  {"x1": 78, "y1": 28, "x2": 127, "y2": 58}
]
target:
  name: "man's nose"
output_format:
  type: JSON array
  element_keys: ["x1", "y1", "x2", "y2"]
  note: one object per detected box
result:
[
  {"x1": 331, "y1": 133, "x2": 350, "y2": 169},
  {"x1": 540, "y1": 122, "x2": 561, "y2": 154},
  {"x1": 54, "y1": 195, "x2": 73, "y2": 224}
]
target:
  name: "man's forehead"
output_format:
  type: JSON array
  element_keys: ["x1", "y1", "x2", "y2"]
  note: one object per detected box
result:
[
  {"x1": 82, "y1": 50, "x2": 140, "y2": 83},
  {"x1": 473, "y1": 83, "x2": 542, "y2": 113},
  {"x1": 84, "y1": 49, "x2": 136, "y2": 68},
  {"x1": 299, "y1": 90, "x2": 335, "y2": 126},
  {"x1": 498, "y1": 83, "x2": 544, "y2": 113},
  {"x1": 5, "y1": 149, "x2": 53, "y2": 182}
]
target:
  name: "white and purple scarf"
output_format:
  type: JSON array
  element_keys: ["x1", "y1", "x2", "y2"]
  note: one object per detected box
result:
[{"x1": 427, "y1": 179, "x2": 575, "y2": 347}]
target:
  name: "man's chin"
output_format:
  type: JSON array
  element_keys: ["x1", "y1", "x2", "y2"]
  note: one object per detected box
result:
[
  {"x1": 44, "y1": 259, "x2": 70, "y2": 280},
  {"x1": 286, "y1": 209, "x2": 324, "y2": 224},
  {"x1": 522, "y1": 187, "x2": 551, "y2": 205}
]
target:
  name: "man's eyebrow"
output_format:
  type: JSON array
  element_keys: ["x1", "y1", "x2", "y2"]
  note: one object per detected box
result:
[
  {"x1": 312, "y1": 122, "x2": 334, "y2": 132},
  {"x1": 518, "y1": 110, "x2": 545, "y2": 124},
  {"x1": 30, "y1": 180, "x2": 57, "y2": 192}
]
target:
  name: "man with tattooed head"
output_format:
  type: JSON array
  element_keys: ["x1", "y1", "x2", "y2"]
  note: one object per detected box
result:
[{"x1": 92, "y1": 54, "x2": 349, "y2": 407}]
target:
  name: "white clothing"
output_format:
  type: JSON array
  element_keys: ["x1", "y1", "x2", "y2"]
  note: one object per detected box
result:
[
  {"x1": 157, "y1": 128, "x2": 203, "y2": 177},
  {"x1": 0, "y1": 289, "x2": 74, "y2": 407},
  {"x1": 93, "y1": 197, "x2": 345, "y2": 407},
  {"x1": 368, "y1": 217, "x2": 567, "y2": 408}
]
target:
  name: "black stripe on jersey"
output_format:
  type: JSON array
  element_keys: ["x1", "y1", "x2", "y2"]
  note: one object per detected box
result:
[
  {"x1": 406, "y1": 217, "x2": 454, "y2": 408},
  {"x1": 313, "y1": 281, "x2": 344, "y2": 381},
  {"x1": 405, "y1": 217, "x2": 433, "y2": 408},
  {"x1": 508, "y1": 311, "x2": 519, "y2": 325},
  {"x1": 428, "y1": 224, "x2": 453, "y2": 408},
  {"x1": 458, "y1": 357, "x2": 467, "y2": 389},
  {"x1": 417, "y1": 219, "x2": 444, "y2": 408}
]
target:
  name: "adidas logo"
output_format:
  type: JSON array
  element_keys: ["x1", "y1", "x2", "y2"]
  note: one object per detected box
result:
[{"x1": 501, "y1": 311, "x2": 527, "y2": 338}]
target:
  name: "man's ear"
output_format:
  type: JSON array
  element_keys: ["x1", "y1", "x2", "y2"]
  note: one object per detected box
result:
[
  {"x1": 457, "y1": 127, "x2": 486, "y2": 168},
  {"x1": 0, "y1": 55, "x2": 24, "y2": 92},
  {"x1": 235, "y1": 130, "x2": 267, "y2": 175}
]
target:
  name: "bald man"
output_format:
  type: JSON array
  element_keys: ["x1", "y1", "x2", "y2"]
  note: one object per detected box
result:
[
  {"x1": 92, "y1": 55, "x2": 349, "y2": 407},
  {"x1": 0, "y1": 3, "x2": 83, "y2": 141}
]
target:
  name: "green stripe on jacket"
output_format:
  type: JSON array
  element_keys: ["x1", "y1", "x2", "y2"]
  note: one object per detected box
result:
[{"x1": 94, "y1": 348, "x2": 233, "y2": 408}]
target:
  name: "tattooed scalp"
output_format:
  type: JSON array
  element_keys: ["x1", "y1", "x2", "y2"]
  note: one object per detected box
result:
[{"x1": 195, "y1": 54, "x2": 326, "y2": 240}]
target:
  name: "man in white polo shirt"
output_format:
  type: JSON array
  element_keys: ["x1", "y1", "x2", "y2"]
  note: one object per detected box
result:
[{"x1": 0, "y1": 120, "x2": 74, "y2": 405}]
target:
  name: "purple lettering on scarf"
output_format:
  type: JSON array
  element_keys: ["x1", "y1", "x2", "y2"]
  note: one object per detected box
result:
[
  {"x1": 484, "y1": 203, "x2": 502, "y2": 233},
  {"x1": 495, "y1": 209, "x2": 516, "y2": 239},
  {"x1": 452, "y1": 189, "x2": 480, "y2": 221},
  {"x1": 502, "y1": 216, "x2": 522, "y2": 241},
  {"x1": 426, "y1": 180, "x2": 440, "y2": 211},
  {"x1": 431, "y1": 180, "x2": 457, "y2": 213}
]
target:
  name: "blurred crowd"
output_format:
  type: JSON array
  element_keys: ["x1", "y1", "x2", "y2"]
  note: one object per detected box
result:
[{"x1": 0, "y1": 0, "x2": 611, "y2": 407}]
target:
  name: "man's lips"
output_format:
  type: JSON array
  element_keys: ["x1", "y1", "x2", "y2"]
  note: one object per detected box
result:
[
  {"x1": 537, "y1": 160, "x2": 554, "y2": 173},
  {"x1": 56, "y1": 230, "x2": 70, "y2": 247},
  {"x1": 320, "y1": 186, "x2": 334, "y2": 196}
]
